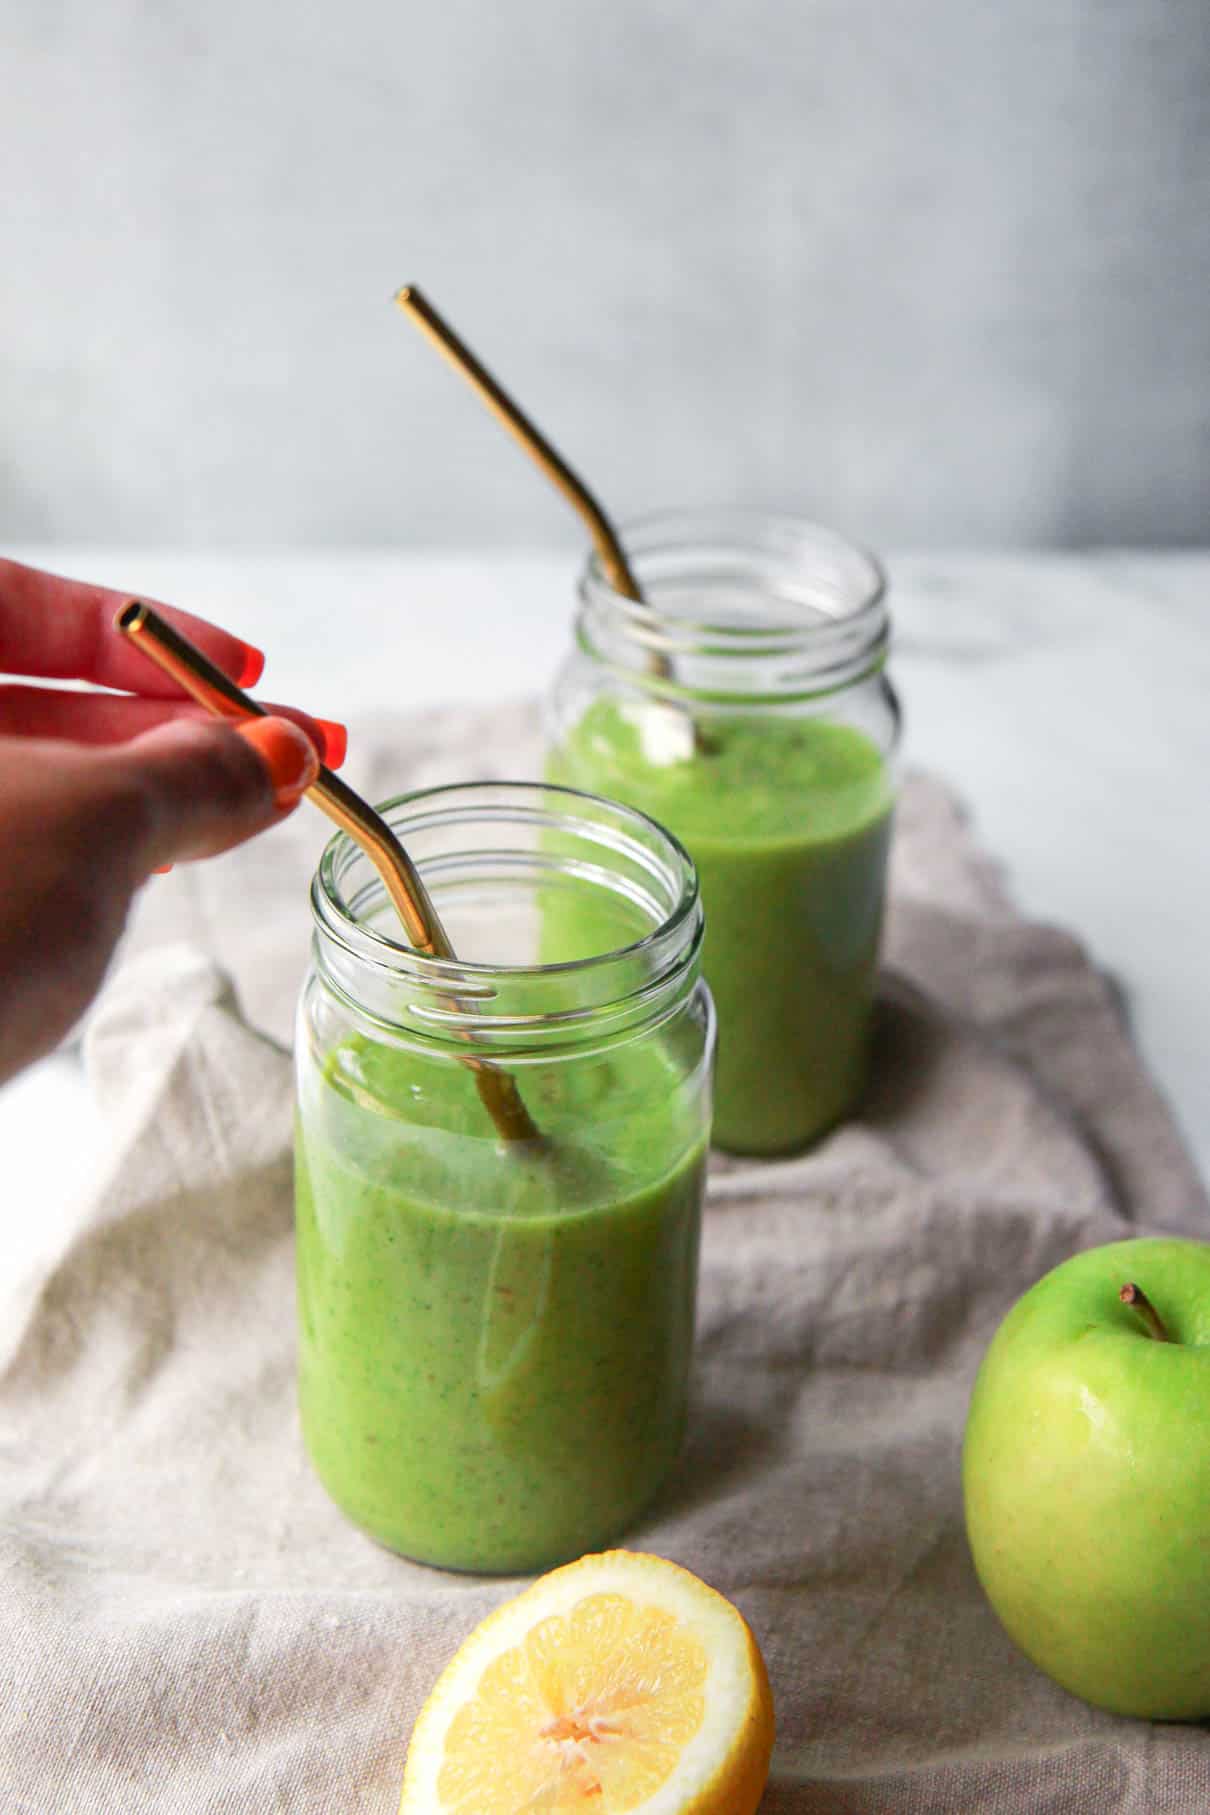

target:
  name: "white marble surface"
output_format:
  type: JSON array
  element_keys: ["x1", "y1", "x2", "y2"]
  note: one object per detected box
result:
[{"x1": 3, "y1": 547, "x2": 1208, "y2": 1290}]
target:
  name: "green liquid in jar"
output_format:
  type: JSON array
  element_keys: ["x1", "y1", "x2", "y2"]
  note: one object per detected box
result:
[
  {"x1": 295, "y1": 1033, "x2": 705, "y2": 1573},
  {"x1": 550, "y1": 702, "x2": 892, "y2": 1154}
]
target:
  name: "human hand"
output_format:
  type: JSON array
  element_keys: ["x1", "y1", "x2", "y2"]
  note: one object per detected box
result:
[{"x1": 0, "y1": 558, "x2": 347, "y2": 1085}]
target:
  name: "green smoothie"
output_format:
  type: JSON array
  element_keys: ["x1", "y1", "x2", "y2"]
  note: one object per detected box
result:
[
  {"x1": 295, "y1": 1033, "x2": 705, "y2": 1573},
  {"x1": 550, "y1": 701, "x2": 892, "y2": 1153}
]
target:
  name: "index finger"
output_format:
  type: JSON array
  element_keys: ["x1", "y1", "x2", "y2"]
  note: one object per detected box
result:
[{"x1": 0, "y1": 558, "x2": 265, "y2": 698}]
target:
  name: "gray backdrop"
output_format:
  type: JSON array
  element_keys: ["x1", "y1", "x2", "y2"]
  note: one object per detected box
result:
[{"x1": 4, "y1": 1, "x2": 1210, "y2": 550}]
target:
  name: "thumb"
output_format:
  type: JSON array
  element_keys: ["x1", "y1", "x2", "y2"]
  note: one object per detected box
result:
[{"x1": 119, "y1": 714, "x2": 321, "y2": 870}]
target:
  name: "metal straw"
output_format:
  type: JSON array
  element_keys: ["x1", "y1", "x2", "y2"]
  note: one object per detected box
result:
[
  {"x1": 394, "y1": 284, "x2": 675, "y2": 683},
  {"x1": 116, "y1": 602, "x2": 544, "y2": 1148}
]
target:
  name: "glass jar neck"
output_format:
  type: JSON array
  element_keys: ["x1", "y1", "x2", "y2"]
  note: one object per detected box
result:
[
  {"x1": 577, "y1": 509, "x2": 889, "y2": 705},
  {"x1": 309, "y1": 782, "x2": 703, "y2": 1056}
]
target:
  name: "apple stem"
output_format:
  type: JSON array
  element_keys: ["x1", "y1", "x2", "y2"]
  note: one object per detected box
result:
[{"x1": 1119, "y1": 1282, "x2": 1171, "y2": 1343}]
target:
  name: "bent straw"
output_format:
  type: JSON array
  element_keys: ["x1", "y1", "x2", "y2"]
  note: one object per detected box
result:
[
  {"x1": 394, "y1": 284, "x2": 676, "y2": 683},
  {"x1": 116, "y1": 602, "x2": 544, "y2": 1149}
]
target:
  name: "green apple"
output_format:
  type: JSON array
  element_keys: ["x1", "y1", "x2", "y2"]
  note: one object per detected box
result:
[{"x1": 963, "y1": 1236, "x2": 1210, "y2": 1719}]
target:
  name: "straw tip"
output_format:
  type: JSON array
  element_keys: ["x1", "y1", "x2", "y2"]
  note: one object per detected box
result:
[
  {"x1": 115, "y1": 599, "x2": 147, "y2": 634},
  {"x1": 393, "y1": 283, "x2": 419, "y2": 309}
]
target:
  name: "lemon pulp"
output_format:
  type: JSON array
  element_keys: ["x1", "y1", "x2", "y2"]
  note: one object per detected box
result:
[
  {"x1": 438, "y1": 1592, "x2": 707, "y2": 1810},
  {"x1": 400, "y1": 1550, "x2": 774, "y2": 1815}
]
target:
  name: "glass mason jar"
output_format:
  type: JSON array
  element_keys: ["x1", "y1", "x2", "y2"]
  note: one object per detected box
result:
[
  {"x1": 294, "y1": 781, "x2": 713, "y2": 1575},
  {"x1": 548, "y1": 510, "x2": 899, "y2": 1157}
]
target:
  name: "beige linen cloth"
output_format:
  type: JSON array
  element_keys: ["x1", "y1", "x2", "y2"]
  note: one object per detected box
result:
[{"x1": 2, "y1": 704, "x2": 1207, "y2": 1814}]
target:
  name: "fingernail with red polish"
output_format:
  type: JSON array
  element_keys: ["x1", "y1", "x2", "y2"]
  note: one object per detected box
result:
[
  {"x1": 154, "y1": 864, "x2": 173, "y2": 876},
  {"x1": 237, "y1": 716, "x2": 320, "y2": 808},
  {"x1": 315, "y1": 719, "x2": 348, "y2": 769},
  {"x1": 236, "y1": 642, "x2": 266, "y2": 688}
]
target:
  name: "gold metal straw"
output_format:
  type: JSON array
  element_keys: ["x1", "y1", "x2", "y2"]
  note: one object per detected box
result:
[
  {"x1": 394, "y1": 284, "x2": 673, "y2": 682},
  {"x1": 116, "y1": 601, "x2": 544, "y2": 1149},
  {"x1": 396, "y1": 285, "x2": 640, "y2": 598}
]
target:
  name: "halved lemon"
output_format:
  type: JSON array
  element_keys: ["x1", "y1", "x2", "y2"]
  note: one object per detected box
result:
[{"x1": 400, "y1": 1549, "x2": 775, "y2": 1814}]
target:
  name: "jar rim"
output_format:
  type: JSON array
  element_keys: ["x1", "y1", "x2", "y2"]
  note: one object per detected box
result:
[
  {"x1": 310, "y1": 778, "x2": 701, "y2": 988},
  {"x1": 589, "y1": 505, "x2": 885, "y2": 601},
  {"x1": 578, "y1": 507, "x2": 889, "y2": 701}
]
